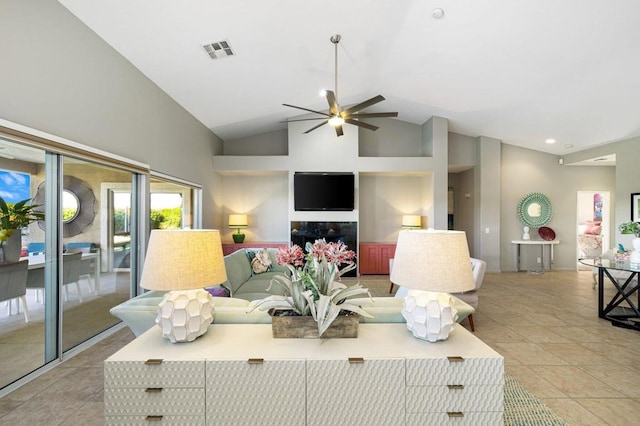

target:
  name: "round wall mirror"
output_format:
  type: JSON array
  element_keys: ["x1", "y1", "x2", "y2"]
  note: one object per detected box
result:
[
  {"x1": 517, "y1": 193, "x2": 552, "y2": 228},
  {"x1": 34, "y1": 176, "x2": 96, "y2": 237}
]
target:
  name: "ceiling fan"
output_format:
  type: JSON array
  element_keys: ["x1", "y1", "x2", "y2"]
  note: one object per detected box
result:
[{"x1": 283, "y1": 34, "x2": 398, "y2": 137}]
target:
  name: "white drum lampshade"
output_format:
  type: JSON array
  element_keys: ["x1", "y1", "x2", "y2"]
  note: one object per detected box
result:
[
  {"x1": 140, "y1": 229, "x2": 227, "y2": 343},
  {"x1": 390, "y1": 230, "x2": 475, "y2": 342},
  {"x1": 401, "y1": 215, "x2": 422, "y2": 229}
]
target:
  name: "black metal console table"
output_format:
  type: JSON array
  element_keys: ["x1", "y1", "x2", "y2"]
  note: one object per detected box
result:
[{"x1": 579, "y1": 258, "x2": 640, "y2": 331}]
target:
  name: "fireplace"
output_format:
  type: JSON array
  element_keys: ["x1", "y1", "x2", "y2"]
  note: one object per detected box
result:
[{"x1": 290, "y1": 221, "x2": 357, "y2": 277}]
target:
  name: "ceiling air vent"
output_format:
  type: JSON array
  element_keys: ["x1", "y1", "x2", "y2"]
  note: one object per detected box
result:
[{"x1": 203, "y1": 40, "x2": 234, "y2": 60}]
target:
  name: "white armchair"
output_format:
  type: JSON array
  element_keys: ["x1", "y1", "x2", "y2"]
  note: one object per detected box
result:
[
  {"x1": 394, "y1": 257, "x2": 486, "y2": 332},
  {"x1": 451, "y1": 258, "x2": 486, "y2": 332}
]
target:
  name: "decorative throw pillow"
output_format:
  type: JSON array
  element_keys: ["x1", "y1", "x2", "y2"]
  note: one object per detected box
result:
[
  {"x1": 246, "y1": 248, "x2": 273, "y2": 275},
  {"x1": 584, "y1": 220, "x2": 602, "y2": 235}
]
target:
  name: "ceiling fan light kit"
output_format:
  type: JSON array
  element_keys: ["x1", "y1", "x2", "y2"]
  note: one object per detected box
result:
[{"x1": 283, "y1": 34, "x2": 398, "y2": 137}]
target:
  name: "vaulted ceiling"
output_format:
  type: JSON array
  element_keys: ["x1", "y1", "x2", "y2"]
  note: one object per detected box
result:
[{"x1": 58, "y1": 0, "x2": 640, "y2": 156}]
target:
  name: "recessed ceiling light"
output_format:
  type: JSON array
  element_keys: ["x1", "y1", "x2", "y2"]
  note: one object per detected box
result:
[
  {"x1": 319, "y1": 89, "x2": 327, "y2": 97},
  {"x1": 545, "y1": 138, "x2": 556, "y2": 144},
  {"x1": 564, "y1": 144, "x2": 573, "y2": 149},
  {"x1": 432, "y1": 8, "x2": 445, "y2": 19}
]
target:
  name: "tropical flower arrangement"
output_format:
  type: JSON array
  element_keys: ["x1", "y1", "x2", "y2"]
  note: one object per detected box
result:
[
  {"x1": 0, "y1": 196, "x2": 44, "y2": 243},
  {"x1": 249, "y1": 239, "x2": 372, "y2": 336}
]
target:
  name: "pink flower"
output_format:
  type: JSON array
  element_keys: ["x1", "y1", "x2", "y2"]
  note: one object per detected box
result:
[
  {"x1": 276, "y1": 245, "x2": 305, "y2": 267},
  {"x1": 325, "y1": 240, "x2": 356, "y2": 265}
]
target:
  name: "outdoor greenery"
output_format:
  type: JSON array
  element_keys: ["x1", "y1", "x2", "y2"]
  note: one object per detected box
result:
[
  {"x1": 114, "y1": 207, "x2": 182, "y2": 232},
  {"x1": 150, "y1": 207, "x2": 182, "y2": 229}
]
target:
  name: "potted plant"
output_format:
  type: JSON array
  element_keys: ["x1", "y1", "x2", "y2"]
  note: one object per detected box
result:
[
  {"x1": 619, "y1": 221, "x2": 640, "y2": 268},
  {"x1": 619, "y1": 221, "x2": 640, "y2": 237},
  {"x1": 249, "y1": 239, "x2": 373, "y2": 337},
  {"x1": 0, "y1": 196, "x2": 44, "y2": 262}
]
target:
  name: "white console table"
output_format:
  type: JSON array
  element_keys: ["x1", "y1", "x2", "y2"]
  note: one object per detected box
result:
[
  {"x1": 511, "y1": 239, "x2": 559, "y2": 272},
  {"x1": 105, "y1": 323, "x2": 503, "y2": 425}
]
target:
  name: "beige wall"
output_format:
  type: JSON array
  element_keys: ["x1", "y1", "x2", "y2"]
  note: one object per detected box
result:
[
  {"x1": 0, "y1": 0, "x2": 222, "y2": 228},
  {"x1": 500, "y1": 144, "x2": 616, "y2": 271}
]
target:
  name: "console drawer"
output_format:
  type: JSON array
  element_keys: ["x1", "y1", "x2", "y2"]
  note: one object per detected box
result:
[
  {"x1": 104, "y1": 360, "x2": 204, "y2": 388},
  {"x1": 105, "y1": 415, "x2": 205, "y2": 426},
  {"x1": 104, "y1": 388, "x2": 205, "y2": 415},
  {"x1": 406, "y1": 357, "x2": 503, "y2": 385},
  {"x1": 406, "y1": 384, "x2": 503, "y2": 412},
  {"x1": 407, "y1": 411, "x2": 503, "y2": 425}
]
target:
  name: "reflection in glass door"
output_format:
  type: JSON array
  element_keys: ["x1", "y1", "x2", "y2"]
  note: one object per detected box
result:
[
  {"x1": 61, "y1": 158, "x2": 133, "y2": 352},
  {"x1": 112, "y1": 191, "x2": 132, "y2": 270},
  {"x1": 0, "y1": 138, "x2": 46, "y2": 390}
]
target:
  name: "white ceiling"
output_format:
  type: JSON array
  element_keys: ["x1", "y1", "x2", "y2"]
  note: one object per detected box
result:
[{"x1": 57, "y1": 0, "x2": 640, "y2": 155}]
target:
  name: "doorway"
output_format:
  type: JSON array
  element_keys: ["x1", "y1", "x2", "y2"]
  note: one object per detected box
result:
[{"x1": 576, "y1": 191, "x2": 610, "y2": 269}]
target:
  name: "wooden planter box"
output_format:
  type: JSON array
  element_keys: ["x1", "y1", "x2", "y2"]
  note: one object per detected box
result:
[{"x1": 269, "y1": 309, "x2": 359, "y2": 338}]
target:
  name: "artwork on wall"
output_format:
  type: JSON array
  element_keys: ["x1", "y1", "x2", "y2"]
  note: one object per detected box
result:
[
  {"x1": 632, "y1": 193, "x2": 640, "y2": 222},
  {"x1": 593, "y1": 193, "x2": 603, "y2": 222}
]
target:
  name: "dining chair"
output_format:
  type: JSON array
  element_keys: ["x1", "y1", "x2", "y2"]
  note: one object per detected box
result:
[
  {"x1": 0, "y1": 260, "x2": 30, "y2": 322},
  {"x1": 62, "y1": 252, "x2": 84, "y2": 302}
]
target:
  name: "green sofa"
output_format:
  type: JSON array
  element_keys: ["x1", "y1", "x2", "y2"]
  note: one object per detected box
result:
[
  {"x1": 221, "y1": 247, "x2": 290, "y2": 301},
  {"x1": 109, "y1": 247, "x2": 475, "y2": 337}
]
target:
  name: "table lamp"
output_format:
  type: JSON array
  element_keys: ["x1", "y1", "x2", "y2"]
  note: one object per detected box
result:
[
  {"x1": 401, "y1": 215, "x2": 422, "y2": 229},
  {"x1": 139, "y1": 229, "x2": 227, "y2": 343},
  {"x1": 390, "y1": 230, "x2": 475, "y2": 342},
  {"x1": 228, "y1": 214, "x2": 248, "y2": 243}
]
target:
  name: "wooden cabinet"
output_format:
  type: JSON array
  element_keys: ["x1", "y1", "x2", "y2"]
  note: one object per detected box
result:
[
  {"x1": 105, "y1": 324, "x2": 503, "y2": 425},
  {"x1": 359, "y1": 243, "x2": 396, "y2": 274},
  {"x1": 222, "y1": 242, "x2": 289, "y2": 256}
]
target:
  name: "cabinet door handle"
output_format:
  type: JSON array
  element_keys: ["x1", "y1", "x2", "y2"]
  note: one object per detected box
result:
[
  {"x1": 145, "y1": 387, "x2": 163, "y2": 393},
  {"x1": 447, "y1": 384, "x2": 464, "y2": 390},
  {"x1": 447, "y1": 412, "x2": 464, "y2": 418},
  {"x1": 447, "y1": 356, "x2": 465, "y2": 363},
  {"x1": 145, "y1": 415, "x2": 163, "y2": 421},
  {"x1": 144, "y1": 359, "x2": 163, "y2": 365},
  {"x1": 248, "y1": 358, "x2": 264, "y2": 364},
  {"x1": 348, "y1": 357, "x2": 365, "y2": 364}
]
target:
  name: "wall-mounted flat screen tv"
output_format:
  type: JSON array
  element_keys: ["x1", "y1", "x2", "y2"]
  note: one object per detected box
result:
[{"x1": 294, "y1": 172, "x2": 354, "y2": 211}]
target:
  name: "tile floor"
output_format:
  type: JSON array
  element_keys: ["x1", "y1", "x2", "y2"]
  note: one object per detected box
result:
[{"x1": 0, "y1": 270, "x2": 638, "y2": 425}]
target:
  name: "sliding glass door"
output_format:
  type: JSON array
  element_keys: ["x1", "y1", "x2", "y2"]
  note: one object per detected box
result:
[
  {"x1": 0, "y1": 137, "x2": 47, "y2": 390},
  {"x1": 60, "y1": 157, "x2": 135, "y2": 352}
]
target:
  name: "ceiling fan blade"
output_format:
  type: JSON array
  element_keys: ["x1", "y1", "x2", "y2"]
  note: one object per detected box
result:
[
  {"x1": 283, "y1": 103, "x2": 331, "y2": 117},
  {"x1": 348, "y1": 112, "x2": 398, "y2": 119},
  {"x1": 345, "y1": 118, "x2": 379, "y2": 131},
  {"x1": 304, "y1": 120, "x2": 329, "y2": 134},
  {"x1": 342, "y1": 95, "x2": 386, "y2": 115},
  {"x1": 325, "y1": 90, "x2": 340, "y2": 116},
  {"x1": 335, "y1": 125, "x2": 344, "y2": 137},
  {"x1": 280, "y1": 117, "x2": 330, "y2": 123}
]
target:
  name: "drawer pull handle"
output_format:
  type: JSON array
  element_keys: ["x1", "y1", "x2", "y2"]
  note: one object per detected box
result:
[
  {"x1": 447, "y1": 356, "x2": 465, "y2": 363},
  {"x1": 447, "y1": 384, "x2": 464, "y2": 390},
  {"x1": 145, "y1": 415, "x2": 163, "y2": 421},
  {"x1": 248, "y1": 358, "x2": 264, "y2": 364},
  {"x1": 144, "y1": 359, "x2": 163, "y2": 365},
  {"x1": 348, "y1": 357, "x2": 365, "y2": 364},
  {"x1": 145, "y1": 387, "x2": 163, "y2": 393},
  {"x1": 447, "y1": 412, "x2": 464, "y2": 418}
]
